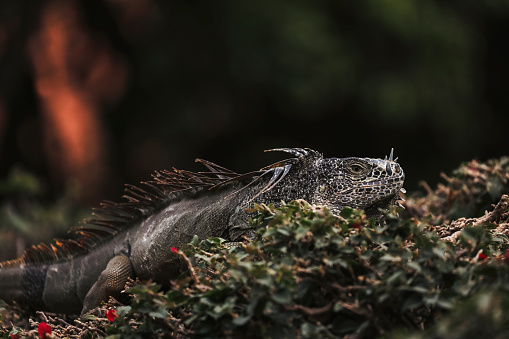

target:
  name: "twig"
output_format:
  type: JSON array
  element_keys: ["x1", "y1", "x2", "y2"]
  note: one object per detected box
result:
[
  {"x1": 284, "y1": 302, "x2": 333, "y2": 317},
  {"x1": 180, "y1": 251, "x2": 199, "y2": 284},
  {"x1": 441, "y1": 195, "x2": 509, "y2": 242},
  {"x1": 473, "y1": 194, "x2": 509, "y2": 226},
  {"x1": 330, "y1": 283, "x2": 368, "y2": 292},
  {"x1": 36, "y1": 311, "x2": 49, "y2": 323}
]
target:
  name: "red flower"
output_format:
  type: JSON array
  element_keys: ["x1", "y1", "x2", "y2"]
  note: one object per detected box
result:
[
  {"x1": 106, "y1": 309, "x2": 117, "y2": 321},
  {"x1": 38, "y1": 322, "x2": 52, "y2": 338},
  {"x1": 478, "y1": 253, "x2": 487, "y2": 261},
  {"x1": 171, "y1": 247, "x2": 178, "y2": 253}
]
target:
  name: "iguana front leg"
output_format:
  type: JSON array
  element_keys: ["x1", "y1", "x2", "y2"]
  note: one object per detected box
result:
[{"x1": 81, "y1": 254, "x2": 134, "y2": 316}]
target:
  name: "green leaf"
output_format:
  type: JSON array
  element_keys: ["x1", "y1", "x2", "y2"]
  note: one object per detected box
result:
[
  {"x1": 380, "y1": 254, "x2": 402, "y2": 262},
  {"x1": 190, "y1": 234, "x2": 200, "y2": 246},
  {"x1": 116, "y1": 306, "x2": 132, "y2": 317},
  {"x1": 487, "y1": 175, "x2": 505, "y2": 201},
  {"x1": 148, "y1": 308, "x2": 168, "y2": 319},
  {"x1": 83, "y1": 314, "x2": 98, "y2": 321},
  {"x1": 271, "y1": 289, "x2": 292, "y2": 304}
]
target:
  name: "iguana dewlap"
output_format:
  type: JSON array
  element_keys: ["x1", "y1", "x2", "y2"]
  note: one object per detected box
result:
[{"x1": 0, "y1": 148, "x2": 405, "y2": 315}]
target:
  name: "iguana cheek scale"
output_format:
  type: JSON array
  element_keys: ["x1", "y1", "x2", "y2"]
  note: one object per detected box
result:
[{"x1": 0, "y1": 148, "x2": 405, "y2": 315}]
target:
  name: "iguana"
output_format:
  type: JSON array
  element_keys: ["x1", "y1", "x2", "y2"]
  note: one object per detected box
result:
[{"x1": 0, "y1": 148, "x2": 405, "y2": 315}]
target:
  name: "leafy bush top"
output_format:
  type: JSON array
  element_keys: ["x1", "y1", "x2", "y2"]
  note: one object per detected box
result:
[
  {"x1": 106, "y1": 198, "x2": 509, "y2": 338},
  {"x1": 2, "y1": 156, "x2": 509, "y2": 338}
]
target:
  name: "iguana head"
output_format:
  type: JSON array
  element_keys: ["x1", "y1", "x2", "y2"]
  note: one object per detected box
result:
[
  {"x1": 259, "y1": 148, "x2": 405, "y2": 218},
  {"x1": 310, "y1": 149, "x2": 405, "y2": 217}
]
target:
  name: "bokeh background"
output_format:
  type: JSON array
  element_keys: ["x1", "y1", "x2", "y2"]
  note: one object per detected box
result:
[{"x1": 0, "y1": 0, "x2": 508, "y2": 208}]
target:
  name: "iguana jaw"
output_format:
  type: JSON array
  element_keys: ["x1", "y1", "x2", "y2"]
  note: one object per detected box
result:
[
  {"x1": 362, "y1": 192, "x2": 402, "y2": 218},
  {"x1": 324, "y1": 192, "x2": 402, "y2": 218}
]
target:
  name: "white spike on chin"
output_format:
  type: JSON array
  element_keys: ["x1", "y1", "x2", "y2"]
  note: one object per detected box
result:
[{"x1": 399, "y1": 191, "x2": 406, "y2": 201}]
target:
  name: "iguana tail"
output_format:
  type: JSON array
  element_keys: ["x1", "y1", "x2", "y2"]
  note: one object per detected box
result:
[
  {"x1": 0, "y1": 261, "x2": 83, "y2": 314},
  {"x1": 0, "y1": 264, "x2": 48, "y2": 310}
]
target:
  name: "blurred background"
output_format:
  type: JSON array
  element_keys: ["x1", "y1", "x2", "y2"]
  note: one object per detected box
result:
[{"x1": 0, "y1": 0, "x2": 508, "y2": 258}]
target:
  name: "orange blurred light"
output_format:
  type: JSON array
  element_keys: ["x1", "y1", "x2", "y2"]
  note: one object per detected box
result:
[{"x1": 28, "y1": 0, "x2": 127, "y2": 203}]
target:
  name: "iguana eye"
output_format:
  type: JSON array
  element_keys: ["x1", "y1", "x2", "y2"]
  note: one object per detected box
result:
[{"x1": 348, "y1": 163, "x2": 366, "y2": 175}]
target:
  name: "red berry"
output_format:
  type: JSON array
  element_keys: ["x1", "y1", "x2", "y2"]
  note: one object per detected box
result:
[
  {"x1": 106, "y1": 309, "x2": 118, "y2": 321},
  {"x1": 38, "y1": 322, "x2": 52, "y2": 338}
]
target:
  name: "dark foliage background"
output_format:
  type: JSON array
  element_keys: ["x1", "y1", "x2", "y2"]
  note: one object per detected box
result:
[{"x1": 0, "y1": 1, "x2": 508, "y2": 203}]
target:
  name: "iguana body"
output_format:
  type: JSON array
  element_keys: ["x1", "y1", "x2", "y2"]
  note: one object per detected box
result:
[{"x1": 0, "y1": 148, "x2": 405, "y2": 315}]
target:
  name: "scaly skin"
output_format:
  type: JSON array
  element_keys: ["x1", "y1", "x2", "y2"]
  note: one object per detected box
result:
[{"x1": 0, "y1": 148, "x2": 405, "y2": 315}]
